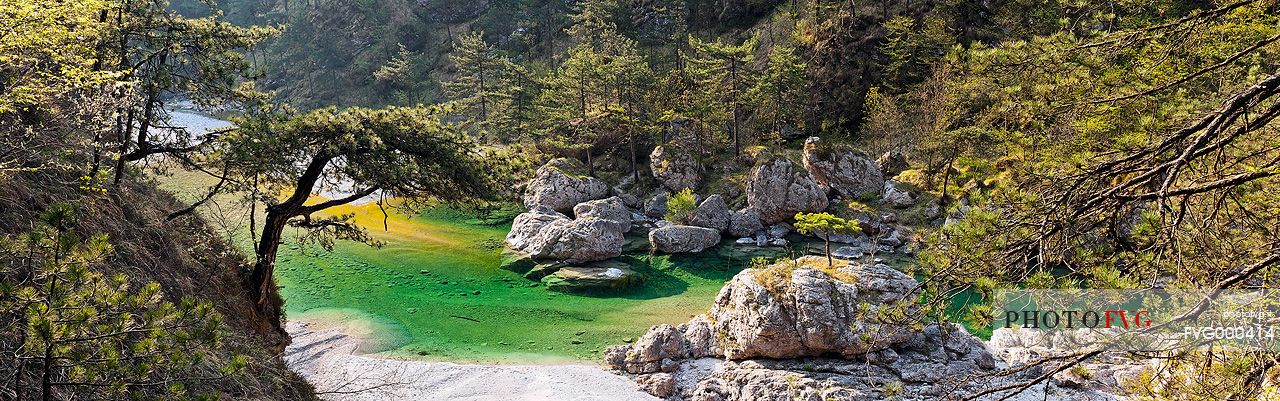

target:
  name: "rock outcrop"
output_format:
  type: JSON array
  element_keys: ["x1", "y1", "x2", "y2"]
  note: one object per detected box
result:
[
  {"x1": 727, "y1": 207, "x2": 763, "y2": 238},
  {"x1": 878, "y1": 151, "x2": 910, "y2": 177},
  {"x1": 605, "y1": 257, "x2": 1125, "y2": 401},
  {"x1": 801, "y1": 137, "x2": 884, "y2": 200},
  {"x1": 689, "y1": 195, "x2": 731, "y2": 232},
  {"x1": 881, "y1": 180, "x2": 915, "y2": 208},
  {"x1": 649, "y1": 225, "x2": 721, "y2": 253},
  {"x1": 523, "y1": 159, "x2": 609, "y2": 213},
  {"x1": 651, "y1": 146, "x2": 703, "y2": 192},
  {"x1": 607, "y1": 256, "x2": 919, "y2": 371},
  {"x1": 746, "y1": 157, "x2": 829, "y2": 224},
  {"x1": 504, "y1": 206, "x2": 625, "y2": 263}
]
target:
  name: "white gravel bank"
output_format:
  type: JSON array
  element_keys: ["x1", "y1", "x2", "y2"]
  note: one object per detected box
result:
[{"x1": 285, "y1": 321, "x2": 658, "y2": 401}]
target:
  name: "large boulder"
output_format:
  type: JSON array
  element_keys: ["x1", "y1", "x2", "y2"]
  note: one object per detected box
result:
[
  {"x1": 606, "y1": 258, "x2": 1134, "y2": 401},
  {"x1": 689, "y1": 195, "x2": 731, "y2": 232},
  {"x1": 745, "y1": 157, "x2": 829, "y2": 224},
  {"x1": 708, "y1": 257, "x2": 918, "y2": 360},
  {"x1": 504, "y1": 206, "x2": 625, "y2": 263},
  {"x1": 504, "y1": 206, "x2": 570, "y2": 251},
  {"x1": 523, "y1": 159, "x2": 609, "y2": 213},
  {"x1": 607, "y1": 256, "x2": 919, "y2": 373},
  {"x1": 801, "y1": 137, "x2": 884, "y2": 200},
  {"x1": 650, "y1": 145, "x2": 703, "y2": 192},
  {"x1": 644, "y1": 192, "x2": 669, "y2": 219},
  {"x1": 727, "y1": 207, "x2": 763, "y2": 238},
  {"x1": 573, "y1": 196, "x2": 632, "y2": 232},
  {"x1": 649, "y1": 225, "x2": 721, "y2": 253}
]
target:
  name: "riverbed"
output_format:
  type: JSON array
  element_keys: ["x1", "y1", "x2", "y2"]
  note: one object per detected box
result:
[{"x1": 159, "y1": 106, "x2": 787, "y2": 364}]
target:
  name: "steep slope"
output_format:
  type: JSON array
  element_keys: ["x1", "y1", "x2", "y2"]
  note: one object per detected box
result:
[{"x1": 0, "y1": 168, "x2": 316, "y2": 400}]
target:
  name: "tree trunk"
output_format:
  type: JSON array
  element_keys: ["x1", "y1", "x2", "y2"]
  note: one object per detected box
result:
[
  {"x1": 112, "y1": 107, "x2": 136, "y2": 185},
  {"x1": 40, "y1": 278, "x2": 56, "y2": 401},
  {"x1": 478, "y1": 55, "x2": 487, "y2": 122},
  {"x1": 247, "y1": 155, "x2": 331, "y2": 329},
  {"x1": 824, "y1": 234, "x2": 832, "y2": 268},
  {"x1": 731, "y1": 60, "x2": 740, "y2": 155},
  {"x1": 249, "y1": 211, "x2": 289, "y2": 306}
]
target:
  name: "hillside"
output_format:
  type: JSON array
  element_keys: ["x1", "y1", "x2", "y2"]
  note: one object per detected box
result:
[{"x1": 0, "y1": 169, "x2": 316, "y2": 399}]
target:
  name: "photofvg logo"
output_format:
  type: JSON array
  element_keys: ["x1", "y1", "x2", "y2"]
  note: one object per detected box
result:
[
  {"x1": 993, "y1": 289, "x2": 1280, "y2": 352},
  {"x1": 1003, "y1": 309, "x2": 1152, "y2": 330}
]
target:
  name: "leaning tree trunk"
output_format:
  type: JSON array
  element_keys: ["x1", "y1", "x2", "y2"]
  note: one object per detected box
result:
[
  {"x1": 249, "y1": 211, "x2": 289, "y2": 306},
  {"x1": 245, "y1": 155, "x2": 331, "y2": 333}
]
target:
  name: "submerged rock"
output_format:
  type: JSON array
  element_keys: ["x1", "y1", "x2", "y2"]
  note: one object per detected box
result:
[
  {"x1": 498, "y1": 246, "x2": 537, "y2": 274},
  {"x1": 746, "y1": 157, "x2": 828, "y2": 224},
  {"x1": 649, "y1": 225, "x2": 721, "y2": 254},
  {"x1": 541, "y1": 263, "x2": 641, "y2": 293},
  {"x1": 523, "y1": 158, "x2": 609, "y2": 213},
  {"x1": 801, "y1": 137, "x2": 884, "y2": 200}
]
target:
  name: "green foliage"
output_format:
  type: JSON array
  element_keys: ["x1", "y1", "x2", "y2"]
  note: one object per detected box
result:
[
  {"x1": 375, "y1": 44, "x2": 424, "y2": 105},
  {"x1": 0, "y1": 204, "x2": 238, "y2": 400},
  {"x1": 443, "y1": 32, "x2": 527, "y2": 140},
  {"x1": 793, "y1": 212, "x2": 860, "y2": 238},
  {"x1": 665, "y1": 188, "x2": 698, "y2": 224},
  {"x1": 747, "y1": 44, "x2": 809, "y2": 142},
  {"x1": 899, "y1": 13, "x2": 1280, "y2": 398},
  {"x1": 879, "y1": 16, "x2": 953, "y2": 90},
  {"x1": 685, "y1": 35, "x2": 757, "y2": 154},
  {"x1": 794, "y1": 212, "x2": 861, "y2": 267},
  {"x1": 226, "y1": 104, "x2": 505, "y2": 206},
  {"x1": 881, "y1": 380, "x2": 904, "y2": 398},
  {"x1": 0, "y1": 0, "x2": 115, "y2": 114}
]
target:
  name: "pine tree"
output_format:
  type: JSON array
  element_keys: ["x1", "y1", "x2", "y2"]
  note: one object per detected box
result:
[
  {"x1": 0, "y1": 204, "x2": 239, "y2": 400},
  {"x1": 537, "y1": 44, "x2": 610, "y2": 173},
  {"x1": 748, "y1": 44, "x2": 808, "y2": 143},
  {"x1": 687, "y1": 35, "x2": 757, "y2": 155},
  {"x1": 566, "y1": 0, "x2": 622, "y2": 50},
  {"x1": 224, "y1": 104, "x2": 507, "y2": 322},
  {"x1": 443, "y1": 31, "x2": 520, "y2": 138},
  {"x1": 373, "y1": 44, "x2": 421, "y2": 105}
]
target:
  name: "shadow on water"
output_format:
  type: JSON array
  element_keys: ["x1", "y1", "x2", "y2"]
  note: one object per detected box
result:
[
  {"x1": 561, "y1": 255, "x2": 691, "y2": 300},
  {"x1": 563, "y1": 236, "x2": 802, "y2": 300}
]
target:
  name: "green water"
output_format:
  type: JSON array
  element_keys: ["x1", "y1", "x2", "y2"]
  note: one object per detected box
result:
[{"x1": 275, "y1": 207, "x2": 785, "y2": 363}]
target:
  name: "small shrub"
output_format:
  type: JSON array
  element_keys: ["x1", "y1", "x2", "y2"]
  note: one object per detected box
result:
[
  {"x1": 665, "y1": 188, "x2": 697, "y2": 224},
  {"x1": 882, "y1": 381, "x2": 904, "y2": 398},
  {"x1": 752, "y1": 257, "x2": 798, "y2": 295}
]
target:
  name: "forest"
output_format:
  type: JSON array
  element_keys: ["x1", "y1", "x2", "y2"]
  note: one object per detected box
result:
[{"x1": 2, "y1": 0, "x2": 1279, "y2": 399}]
